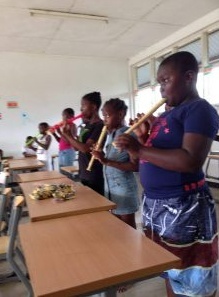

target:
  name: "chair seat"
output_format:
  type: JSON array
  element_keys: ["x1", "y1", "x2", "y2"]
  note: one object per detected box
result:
[
  {"x1": 0, "y1": 221, "x2": 7, "y2": 232},
  {"x1": 4, "y1": 188, "x2": 12, "y2": 198},
  {"x1": 0, "y1": 236, "x2": 9, "y2": 254}
]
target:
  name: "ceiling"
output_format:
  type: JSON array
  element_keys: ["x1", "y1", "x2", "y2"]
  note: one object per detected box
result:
[{"x1": 0, "y1": 0, "x2": 218, "y2": 59}]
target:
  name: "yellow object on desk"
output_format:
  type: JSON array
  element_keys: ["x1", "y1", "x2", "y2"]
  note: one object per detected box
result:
[{"x1": 29, "y1": 183, "x2": 76, "y2": 201}]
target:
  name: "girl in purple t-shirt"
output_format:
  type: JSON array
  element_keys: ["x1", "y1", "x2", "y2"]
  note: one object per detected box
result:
[{"x1": 115, "y1": 52, "x2": 219, "y2": 297}]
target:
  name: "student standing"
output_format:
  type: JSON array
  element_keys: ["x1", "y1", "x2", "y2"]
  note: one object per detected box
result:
[
  {"x1": 30, "y1": 122, "x2": 52, "y2": 170},
  {"x1": 115, "y1": 52, "x2": 219, "y2": 297},
  {"x1": 63, "y1": 92, "x2": 104, "y2": 195},
  {"x1": 92, "y1": 98, "x2": 139, "y2": 228},
  {"x1": 52, "y1": 108, "x2": 77, "y2": 168}
]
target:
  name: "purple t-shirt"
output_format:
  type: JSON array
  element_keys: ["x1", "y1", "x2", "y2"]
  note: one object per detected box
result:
[{"x1": 140, "y1": 98, "x2": 219, "y2": 199}]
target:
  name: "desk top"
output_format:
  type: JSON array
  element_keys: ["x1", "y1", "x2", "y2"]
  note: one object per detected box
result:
[
  {"x1": 19, "y1": 211, "x2": 180, "y2": 297},
  {"x1": 17, "y1": 170, "x2": 65, "y2": 183},
  {"x1": 8, "y1": 159, "x2": 44, "y2": 170},
  {"x1": 60, "y1": 166, "x2": 79, "y2": 173},
  {"x1": 20, "y1": 177, "x2": 116, "y2": 221}
]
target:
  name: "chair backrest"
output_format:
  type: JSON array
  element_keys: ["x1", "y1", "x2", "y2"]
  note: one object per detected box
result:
[
  {"x1": 7, "y1": 196, "x2": 24, "y2": 257},
  {"x1": 0, "y1": 194, "x2": 7, "y2": 233},
  {"x1": 0, "y1": 171, "x2": 7, "y2": 191}
]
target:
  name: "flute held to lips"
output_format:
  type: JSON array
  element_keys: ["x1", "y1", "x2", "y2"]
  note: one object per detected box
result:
[
  {"x1": 49, "y1": 113, "x2": 82, "y2": 133},
  {"x1": 86, "y1": 125, "x2": 108, "y2": 171},
  {"x1": 87, "y1": 98, "x2": 166, "y2": 171},
  {"x1": 125, "y1": 98, "x2": 167, "y2": 134}
]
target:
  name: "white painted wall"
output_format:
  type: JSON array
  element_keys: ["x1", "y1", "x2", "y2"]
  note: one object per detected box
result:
[{"x1": 0, "y1": 53, "x2": 129, "y2": 157}]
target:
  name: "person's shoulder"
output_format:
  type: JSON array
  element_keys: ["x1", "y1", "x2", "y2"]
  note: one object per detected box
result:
[
  {"x1": 191, "y1": 98, "x2": 218, "y2": 115},
  {"x1": 117, "y1": 126, "x2": 128, "y2": 134},
  {"x1": 91, "y1": 120, "x2": 104, "y2": 129}
]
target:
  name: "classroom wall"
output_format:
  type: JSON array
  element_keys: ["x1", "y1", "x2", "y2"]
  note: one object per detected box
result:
[{"x1": 0, "y1": 52, "x2": 129, "y2": 157}]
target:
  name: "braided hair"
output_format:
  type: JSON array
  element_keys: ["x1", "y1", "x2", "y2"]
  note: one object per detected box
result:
[
  {"x1": 104, "y1": 98, "x2": 127, "y2": 116},
  {"x1": 83, "y1": 92, "x2": 102, "y2": 109}
]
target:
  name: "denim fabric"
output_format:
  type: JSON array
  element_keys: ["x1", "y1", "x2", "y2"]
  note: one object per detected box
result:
[
  {"x1": 168, "y1": 265, "x2": 218, "y2": 296},
  {"x1": 59, "y1": 149, "x2": 75, "y2": 167},
  {"x1": 104, "y1": 127, "x2": 139, "y2": 215}
]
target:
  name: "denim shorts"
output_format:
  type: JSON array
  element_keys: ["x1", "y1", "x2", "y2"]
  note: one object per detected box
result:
[{"x1": 59, "y1": 149, "x2": 75, "y2": 167}]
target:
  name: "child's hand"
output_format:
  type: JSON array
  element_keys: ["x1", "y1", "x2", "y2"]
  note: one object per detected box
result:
[
  {"x1": 129, "y1": 113, "x2": 150, "y2": 138},
  {"x1": 114, "y1": 134, "x2": 141, "y2": 159},
  {"x1": 92, "y1": 150, "x2": 106, "y2": 164}
]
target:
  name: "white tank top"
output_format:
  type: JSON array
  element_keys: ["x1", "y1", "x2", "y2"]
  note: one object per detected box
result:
[{"x1": 36, "y1": 135, "x2": 50, "y2": 162}]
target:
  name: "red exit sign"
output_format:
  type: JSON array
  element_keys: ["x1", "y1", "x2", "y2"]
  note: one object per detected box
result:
[{"x1": 7, "y1": 101, "x2": 18, "y2": 108}]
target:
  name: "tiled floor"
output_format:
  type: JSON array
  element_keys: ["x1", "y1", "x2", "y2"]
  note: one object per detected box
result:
[{"x1": 0, "y1": 185, "x2": 219, "y2": 297}]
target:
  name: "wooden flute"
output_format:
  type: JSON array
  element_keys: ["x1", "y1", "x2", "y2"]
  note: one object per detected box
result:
[
  {"x1": 86, "y1": 125, "x2": 108, "y2": 171},
  {"x1": 125, "y1": 97, "x2": 167, "y2": 134},
  {"x1": 86, "y1": 98, "x2": 166, "y2": 171},
  {"x1": 49, "y1": 114, "x2": 82, "y2": 133}
]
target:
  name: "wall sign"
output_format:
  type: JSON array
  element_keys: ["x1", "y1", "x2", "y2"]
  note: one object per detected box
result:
[{"x1": 7, "y1": 101, "x2": 18, "y2": 108}]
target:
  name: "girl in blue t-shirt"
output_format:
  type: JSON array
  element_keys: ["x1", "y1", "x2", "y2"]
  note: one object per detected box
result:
[
  {"x1": 115, "y1": 52, "x2": 219, "y2": 297},
  {"x1": 92, "y1": 98, "x2": 139, "y2": 228}
]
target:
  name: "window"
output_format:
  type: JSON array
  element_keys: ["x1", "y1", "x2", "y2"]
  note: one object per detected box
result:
[
  {"x1": 135, "y1": 86, "x2": 165, "y2": 116},
  {"x1": 204, "y1": 64, "x2": 219, "y2": 106},
  {"x1": 135, "y1": 87, "x2": 153, "y2": 114},
  {"x1": 155, "y1": 52, "x2": 172, "y2": 73},
  {"x1": 197, "y1": 71, "x2": 204, "y2": 98},
  {"x1": 136, "y1": 63, "x2": 150, "y2": 89},
  {"x1": 178, "y1": 39, "x2": 202, "y2": 65},
  {"x1": 123, "y1": 97, "x2": 131, "y2": 125},
  {"x1": 208, "y1": 30, "x2": 219, "y2": 63}
]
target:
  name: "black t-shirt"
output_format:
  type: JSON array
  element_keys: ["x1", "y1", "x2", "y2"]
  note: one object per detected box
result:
[{"x1": 78, "y1": 120, "x2": 104, "y2": 183}]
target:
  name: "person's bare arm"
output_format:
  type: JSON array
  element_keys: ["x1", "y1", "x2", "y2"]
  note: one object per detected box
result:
[{"x1": 115, "y1": 133, "x2": 212, "y2": 173}]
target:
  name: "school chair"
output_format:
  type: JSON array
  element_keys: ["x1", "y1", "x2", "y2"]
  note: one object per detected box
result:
[
  {"x1": 0, "y1": 196, "x2": 34, "y2": 297},
  {"x1": 60, "y1": 165, "x2": 79, "y2": 180},
  {"x1": 0, "y1": 194, "x2": 7, "y2": 235},
  {"x1": 0, "y1": 172, "x2": 13, "y2": 233},
  {"x1": 205, "y1": 151, "x2": 219, "y2": 180}
]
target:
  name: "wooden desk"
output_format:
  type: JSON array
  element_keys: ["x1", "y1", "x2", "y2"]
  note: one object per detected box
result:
[
  {"x1": 60, "y1": 166, "x2": 79, "y2": 174},
  {"x1": 20, "y1": 177, "x2": 116, "y2": 221},
  {"x1": 19, "y1": 212, "x2": 180, "y2": 297},
  {"x1": 17, "y1": 170, "x2": 65, "y2": 183},
  {"x1": 8, "y1": 159, "x2": 44, "y2": 171}
]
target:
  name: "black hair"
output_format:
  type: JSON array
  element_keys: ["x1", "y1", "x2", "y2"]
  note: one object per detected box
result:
[
  {"x1": 39, "y1": 122, "x2": 49, "y2": 129},
  {"x1": 160, "y1": 51, "x2": 199, "y2": 74},
  {"x1": 26, "y1": 136, "x2": 33, "y2": 140},
  {"x1": 82, "y1": 92, "x2": 102, "y2": 109},
  {"x1": 63, "y1": 108, "x2": 75, "y2": 117},
  {"x1": 104, "y1": 98, "x2": 128, "y2": 116}
]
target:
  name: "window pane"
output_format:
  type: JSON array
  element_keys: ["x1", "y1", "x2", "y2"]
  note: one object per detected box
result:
[
  {"x1": 137, "y1": 63, "x2": 150, "y2": 89},
  {"x1": 122, "y1": 97, "x2": 131, "y2": 125},
  {"x1": 197, "y1": 72, "x2": 204, "y2": 98},
  {"x1": 178, "y1": 39, "x2": 202, "y2": 64},
  {"x1": 135, "y1": 87, "x2": 153, "y2": 114},
  {"x1": 155, "y1": 52, "x2": 172, "y2": 73},
  {"x1": 204, "y1": 64, "x2": 219, "y2": 106},
  {"x1": 208, "y1": 30, "x2": 219, "y2": 62},
  {"x1": 135, "y1": 87, "x2": 165, "y2": 116}
]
